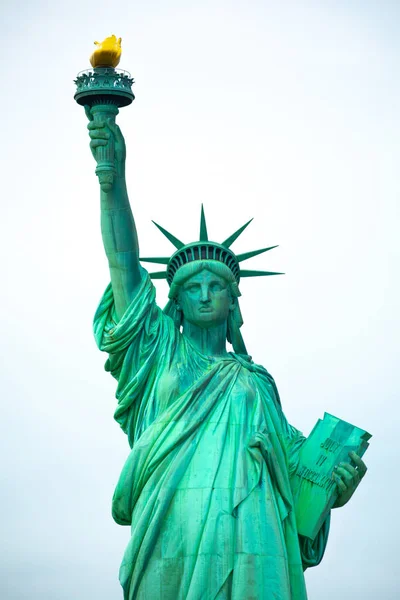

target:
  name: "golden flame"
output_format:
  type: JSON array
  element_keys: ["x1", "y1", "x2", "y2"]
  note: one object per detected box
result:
[{"x1": 90, "y1": 35, "x2": 122, "y2": 69}]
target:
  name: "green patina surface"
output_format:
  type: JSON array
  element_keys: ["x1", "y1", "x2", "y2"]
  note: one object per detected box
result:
[{"x1": 74, "y1": 56, "x2": 369, "y2": 599}]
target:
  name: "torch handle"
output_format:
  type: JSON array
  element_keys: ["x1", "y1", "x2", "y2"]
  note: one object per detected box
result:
[{"x1": 91, "y1": 104, "x2": 119, "y2": 192}]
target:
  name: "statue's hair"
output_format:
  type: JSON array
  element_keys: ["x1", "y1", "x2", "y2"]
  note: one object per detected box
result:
[{"x1": 163, "y1": 259, "x2": 247, "y2": 355}]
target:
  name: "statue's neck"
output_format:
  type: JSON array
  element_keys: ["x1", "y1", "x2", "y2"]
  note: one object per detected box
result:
[{"x1": 182, "y1": 320, "x2": 229, "y2": 357}]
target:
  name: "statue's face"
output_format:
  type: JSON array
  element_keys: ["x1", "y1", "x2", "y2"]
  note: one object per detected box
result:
[{"x1": 178, "y1": 269, "x2": 234, "y2": 329}]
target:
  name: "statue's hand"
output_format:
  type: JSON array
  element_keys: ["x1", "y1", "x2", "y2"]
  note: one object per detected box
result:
[
  {"x1": 85, "y1": 105, "x2": 126, "y2": 178},
  {"x1": 332, "y1": 451, "x2": 367, "y2": 509}
]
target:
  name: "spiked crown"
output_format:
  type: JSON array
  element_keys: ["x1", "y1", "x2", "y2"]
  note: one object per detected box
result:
[{"x1": 140, "y1": 205, "x2": 283, "y2": 285}]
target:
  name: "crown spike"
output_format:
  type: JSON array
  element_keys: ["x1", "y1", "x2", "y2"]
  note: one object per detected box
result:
[
  {"x1": 140, "y1": 257, "x2": 170, "y2": 265},
  {"x1": 236, "y1": 245, "x2": 279, "y2": 263},
  {"x1": 149, "y1": 271, "x2": 168, "y2": 279},
  {"x1": 240, "y1": 269, "x2": 284, "y2": 278},
  {"x1": 221, "y1": 218, "x2": 253, "y2": 248},
  {"x1": 152, "y1": 221, "x2": 185, "y2": 249},
  {"x1": 199, "y1": 204, "x2": 208, "y2": 241}
]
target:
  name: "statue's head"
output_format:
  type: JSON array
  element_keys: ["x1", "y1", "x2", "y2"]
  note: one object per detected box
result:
[
  {"x1": 141, "y1": 206, "x2": 282, "y2": 355},
  {"x1": 169, "y1": 260, "x2": 239, "y2": 329},
  {"x1": 165, "y1": 259, "x2": 247, "y2": 353}
]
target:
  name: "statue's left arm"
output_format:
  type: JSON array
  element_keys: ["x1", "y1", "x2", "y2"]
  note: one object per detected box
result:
[{"x1": 263, "y1": 371, "x2": 332, "y2": 568}]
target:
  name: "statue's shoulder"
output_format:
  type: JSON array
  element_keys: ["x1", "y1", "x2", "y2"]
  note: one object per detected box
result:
[
  {"x1": 230, "y1": 352, "x2": 266, "y2": 374},
  {"x1": 230, "y1": 353, "x2": 282, "y2": 408}
]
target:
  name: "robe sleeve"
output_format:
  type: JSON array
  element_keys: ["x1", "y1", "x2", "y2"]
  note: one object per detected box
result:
[
  {"x1": 93, "y1": 269, "x2": 179, "y2": 444},
  {"x1": 298, "y1": 515, "x2": 330, "y2": 569}
]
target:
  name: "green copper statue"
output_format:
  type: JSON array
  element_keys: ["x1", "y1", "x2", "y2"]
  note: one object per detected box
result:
[{"x1": 75, "y1": 38, "x2": 369, "y2": 600}]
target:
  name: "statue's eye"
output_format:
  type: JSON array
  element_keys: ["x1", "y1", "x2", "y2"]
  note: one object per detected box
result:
[
  {"x1": 210, "y1": 282, "x2": 224, "y2": 293},
  {"x1": 185, "y1": 284, "x2": 200, "y2": 293}
]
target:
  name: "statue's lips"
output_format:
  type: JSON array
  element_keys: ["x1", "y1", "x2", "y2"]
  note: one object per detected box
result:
[{"x1": 199, "y1": 307, "x2": 213, "y2": 312}]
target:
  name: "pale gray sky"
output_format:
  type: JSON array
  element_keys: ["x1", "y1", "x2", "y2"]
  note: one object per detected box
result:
[{"x1": 1, "y1": 1, "x2": 399, "y2": 598}]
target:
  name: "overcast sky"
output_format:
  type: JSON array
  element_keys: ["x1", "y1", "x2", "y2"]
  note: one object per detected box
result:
[{"x1": 1, "y1": 1, "x2": 399, "y2": 598}]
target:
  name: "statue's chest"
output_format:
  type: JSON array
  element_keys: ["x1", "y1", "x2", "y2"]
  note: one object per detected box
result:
[
  {"x1": 154, "y1": 361, "x2": 199, "y2": 412},
  {"x1": 154, "y1": 359, "x2": 258, "y2": 417}
]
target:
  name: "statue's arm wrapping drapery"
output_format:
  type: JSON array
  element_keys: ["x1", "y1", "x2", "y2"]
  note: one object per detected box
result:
[{"x1": 93, "y1": 268, "x2": 179, "y2": 447}]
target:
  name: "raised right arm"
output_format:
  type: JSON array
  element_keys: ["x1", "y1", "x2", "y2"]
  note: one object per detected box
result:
[{"x1": 87, "y1": 108, "x2": 142, "y2": 320}]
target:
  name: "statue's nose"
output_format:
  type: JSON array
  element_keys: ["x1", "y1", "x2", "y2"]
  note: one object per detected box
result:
[{"x1": 200, "y1": 285, "x2": 211, "y2": 303}]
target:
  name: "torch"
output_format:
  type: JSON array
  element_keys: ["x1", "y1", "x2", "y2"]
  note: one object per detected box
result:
[{"x1": 74, "y1": 36, "x2": 134, "y2": 192}]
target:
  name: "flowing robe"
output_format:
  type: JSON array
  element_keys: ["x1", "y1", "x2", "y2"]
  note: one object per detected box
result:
[{"x1": 94, "y1": 272, "x2": 330, "y2": 600}]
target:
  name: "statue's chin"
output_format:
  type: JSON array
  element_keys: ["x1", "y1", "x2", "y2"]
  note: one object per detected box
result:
[{"x1": 185, "y1": 313, "x2": 227, "y2": 330}]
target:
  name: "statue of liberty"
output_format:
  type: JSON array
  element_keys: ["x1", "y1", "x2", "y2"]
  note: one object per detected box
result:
[{"x1": 85, "y1": 102, "x2": 367, "y2": 600}]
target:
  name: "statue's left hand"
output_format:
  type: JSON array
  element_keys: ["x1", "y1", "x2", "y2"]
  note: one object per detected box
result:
[{"x1": 332, "y1": 452, "x2": 367, "y2": 509}]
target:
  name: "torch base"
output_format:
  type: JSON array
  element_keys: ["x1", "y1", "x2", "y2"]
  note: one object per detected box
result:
[{"x1": 74, "y1": 68, "x2": 134, "y2": 108}]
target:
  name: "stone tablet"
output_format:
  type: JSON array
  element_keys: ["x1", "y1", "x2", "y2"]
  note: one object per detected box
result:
[{"x1": 291, "y1": 412, "x2": 371, "y2": 540}]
